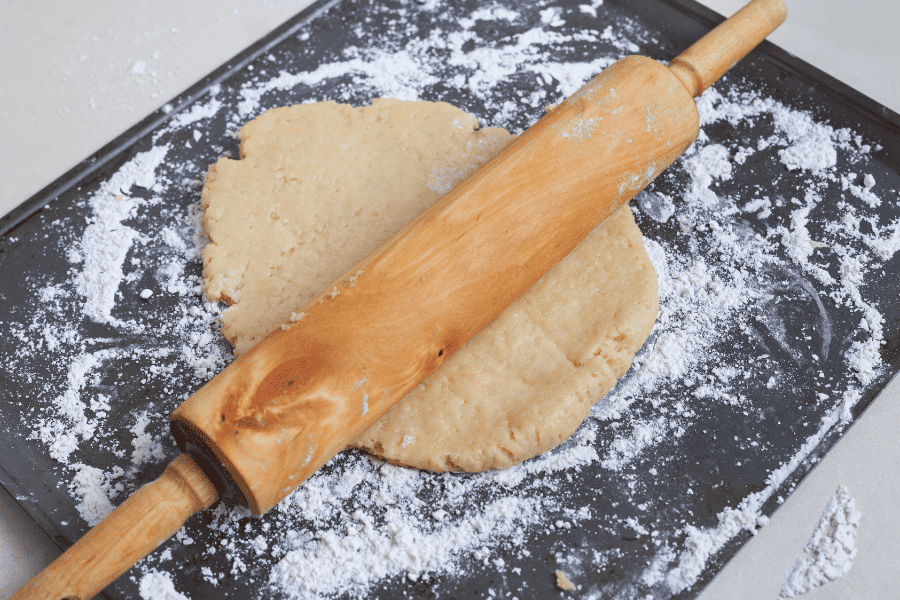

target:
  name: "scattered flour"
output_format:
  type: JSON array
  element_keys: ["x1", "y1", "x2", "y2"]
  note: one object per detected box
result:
[
  {"x1": 130, "y1": 412, "x2": 166, "y2": 467},
  {"x1": 779, "y1": 139, "x2": 837, "y2": 172},
  {"x1": 129, "y1": 61, "x2": 148, "y2": 77},
  {"x1": 72, "y1": 146, "x2": 169, "y2": 327},
  {"x1": 780, "y1": 486, "x2": 861, "y2": 598},
  {"x1": 4, "y1": 2, "x2": 896, "y2": 599},
  {"x1": 271, "y1": 497, "x2": 539, "y2": 597},
  {"x1": 635, "y1": 190, "x2": 676, "y2": 223},
  {"x1": 139, "y1": 571, "x2": 190, "y2": 600},
  {"x1": 601, "y1": 417, "x2": 669, "y2": 471},
  {"x1": 32, "y1": 350, "x2": 116, "y2": 464},
  {"x1": 70, "y1": 463, "x2": 122, "y2": 527}
]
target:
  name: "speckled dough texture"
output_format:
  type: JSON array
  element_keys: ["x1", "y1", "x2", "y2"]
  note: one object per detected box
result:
[
  {"x1": 202, "y1": 99, "x2": 513, "y2": 355},
  {"x1": 202, "y1": 98, "x2": 658, "y2": 472}
]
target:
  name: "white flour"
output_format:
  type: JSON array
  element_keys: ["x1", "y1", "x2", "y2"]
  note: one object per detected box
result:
[
  {"x1": 271, "y1": 496, "x2": 540, "y2": 597},
  {"x1": 70, "y1": 463, "x2": 120, "y2": 527},
  {"x1": 5, "y1": 2, "x2": 896, "y2": 599},
  {"x1": 139, "y1": 571, "x2": 191, "y2": 600},
  {"x1": 32, "y1": 350, "x2": 113, "y2": 464},
  {"x1": 780, "y1": 486, "x2": 861, "y2": 598},
  {"x1": 72, "y1": 145, "x2": 169, "y2": 327}
]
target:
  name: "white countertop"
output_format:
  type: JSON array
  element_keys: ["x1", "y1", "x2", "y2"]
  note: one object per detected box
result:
[{"x1": 1, "y1": 1, "x2": 898, "y2": 598}]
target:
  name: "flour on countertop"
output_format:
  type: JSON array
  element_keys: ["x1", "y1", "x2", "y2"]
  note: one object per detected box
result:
[
  {"x1": 780, "y1": 486, "x2": 861, "y2": 598},
  {"x1": 72, "y1": 145, "x2": 169, "y2": 327},
  {"x1": 139, "y1": 571, "x2": 190, "y2": 600},
  {"x1": 31, "y1": 350, "x2": 112, "y2": 464},
  {"x1": 70, "y1": 463, "x2": 122, "y2": 527},
  {"x1": 272, "y1": 495, "x2": 540, "y2": 597},
  {"x1": 635, "y1": 190, "x2": 676, "y2": 223},
  {"x1": 131, "y1": 412, "x2": 166, "y2": 467},
  {"x1": 4, "y1": 1, "x2": 897, "y2": 599}
]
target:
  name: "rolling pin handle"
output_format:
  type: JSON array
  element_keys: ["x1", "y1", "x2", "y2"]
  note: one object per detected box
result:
[
  {"x1": 668, "y1": 0, "x2": 787, "y2": 97},
  {"x1": 12, "y1": 454, "x2": 218, "y2": 600}
]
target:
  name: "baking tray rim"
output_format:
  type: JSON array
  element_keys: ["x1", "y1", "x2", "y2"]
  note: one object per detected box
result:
[
  {"x1": 2, "y1": 0, "x2": 898, "y2": 240},
  {"x1": 1, "y1": 0, "x2": 898, "y2": 592}
]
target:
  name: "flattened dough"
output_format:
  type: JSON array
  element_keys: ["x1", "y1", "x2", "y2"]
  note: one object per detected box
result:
[{"x1": 202, "y1": 98, "x2": 658, "y2": 472}]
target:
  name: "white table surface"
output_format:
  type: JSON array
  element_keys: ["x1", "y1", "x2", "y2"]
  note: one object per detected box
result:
[{"x1": 1, "y1": 1, "x2": 898, "y2": 598}]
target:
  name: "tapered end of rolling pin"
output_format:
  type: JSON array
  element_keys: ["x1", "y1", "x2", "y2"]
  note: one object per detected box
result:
[
  {"x1": 668, "y1": 0, "x2": 787, "y2": 97},
  {"x1": 12, "y1": 454, "x2": 218, "y2": 600}
]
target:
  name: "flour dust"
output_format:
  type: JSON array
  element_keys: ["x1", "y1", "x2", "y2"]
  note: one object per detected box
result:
[{"x1": 2, "y1": 1, "x2": 897, "y2": 599}]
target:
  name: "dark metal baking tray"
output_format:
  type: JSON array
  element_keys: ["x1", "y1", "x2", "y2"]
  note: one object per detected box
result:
[{"x1": 1, "y1": 0, "x2": 898, "y2": 598}]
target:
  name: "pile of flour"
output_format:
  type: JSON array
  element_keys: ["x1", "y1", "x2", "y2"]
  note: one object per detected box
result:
[
  {"x1": 4, "y1": 1, "x2": 896, "y2": 599},
  {"x1": 780, "y1": 486, "x2": 861, "y2": 598}
]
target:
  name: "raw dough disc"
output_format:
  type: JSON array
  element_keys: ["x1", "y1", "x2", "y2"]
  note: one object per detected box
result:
[{"x1": 201, "y1": 98, "x2": 658, "y2": 472}]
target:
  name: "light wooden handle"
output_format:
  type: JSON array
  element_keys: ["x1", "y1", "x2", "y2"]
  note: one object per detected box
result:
[
  {"x1": 668, "y1": 0, "x2": 787, "y2": 97},
  {"x1": 13, "y1": 454, "x2": 218, "y2": 600}
]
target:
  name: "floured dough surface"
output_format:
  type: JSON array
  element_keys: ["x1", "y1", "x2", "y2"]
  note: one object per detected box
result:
[{"x1": 202, "y1": 98, "x2": 658, "y2": 472}]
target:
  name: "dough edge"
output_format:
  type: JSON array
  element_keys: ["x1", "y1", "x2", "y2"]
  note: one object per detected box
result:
[{"x1": 200, "y1": 98, "x2": 658, "y2": 473}]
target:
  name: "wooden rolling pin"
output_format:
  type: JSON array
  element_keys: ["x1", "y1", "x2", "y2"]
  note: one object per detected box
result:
[{"x1": 14, "y1": 0, "x2": 786, "y2": 597}]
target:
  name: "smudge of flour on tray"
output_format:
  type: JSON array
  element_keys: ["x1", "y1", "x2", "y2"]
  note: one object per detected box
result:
[
  {"x1": 72, "y1": 146, "x2": 169, "y2": 328},
  {"x1": 3, "y1": 2, "x2": 897, "y2": 599},
  {"x1": 636, "y1": 86, "x2": 890, "y2": 596},
  {"x1": 779, "y1": 485, "x2": 861, "y2": 598},
  {"x1": 12, "y1": 141, "x2": 231, "y2": 528}
]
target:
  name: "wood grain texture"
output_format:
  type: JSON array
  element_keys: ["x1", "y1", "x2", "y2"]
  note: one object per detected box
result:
[
  {"x1": 668, "y1": 0, "x2": 787, "y2": 97},
  {"x1": 11, "y1": 455, "x2": 217, "y2": 600},
  {"x1": 171, "y1": 55, "x2": 699, "y2": 515}
]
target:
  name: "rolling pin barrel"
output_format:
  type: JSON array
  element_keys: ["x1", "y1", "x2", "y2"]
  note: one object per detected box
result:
[{"x1": 13, "y1": 0, "x2": 786, "y2": 597}]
